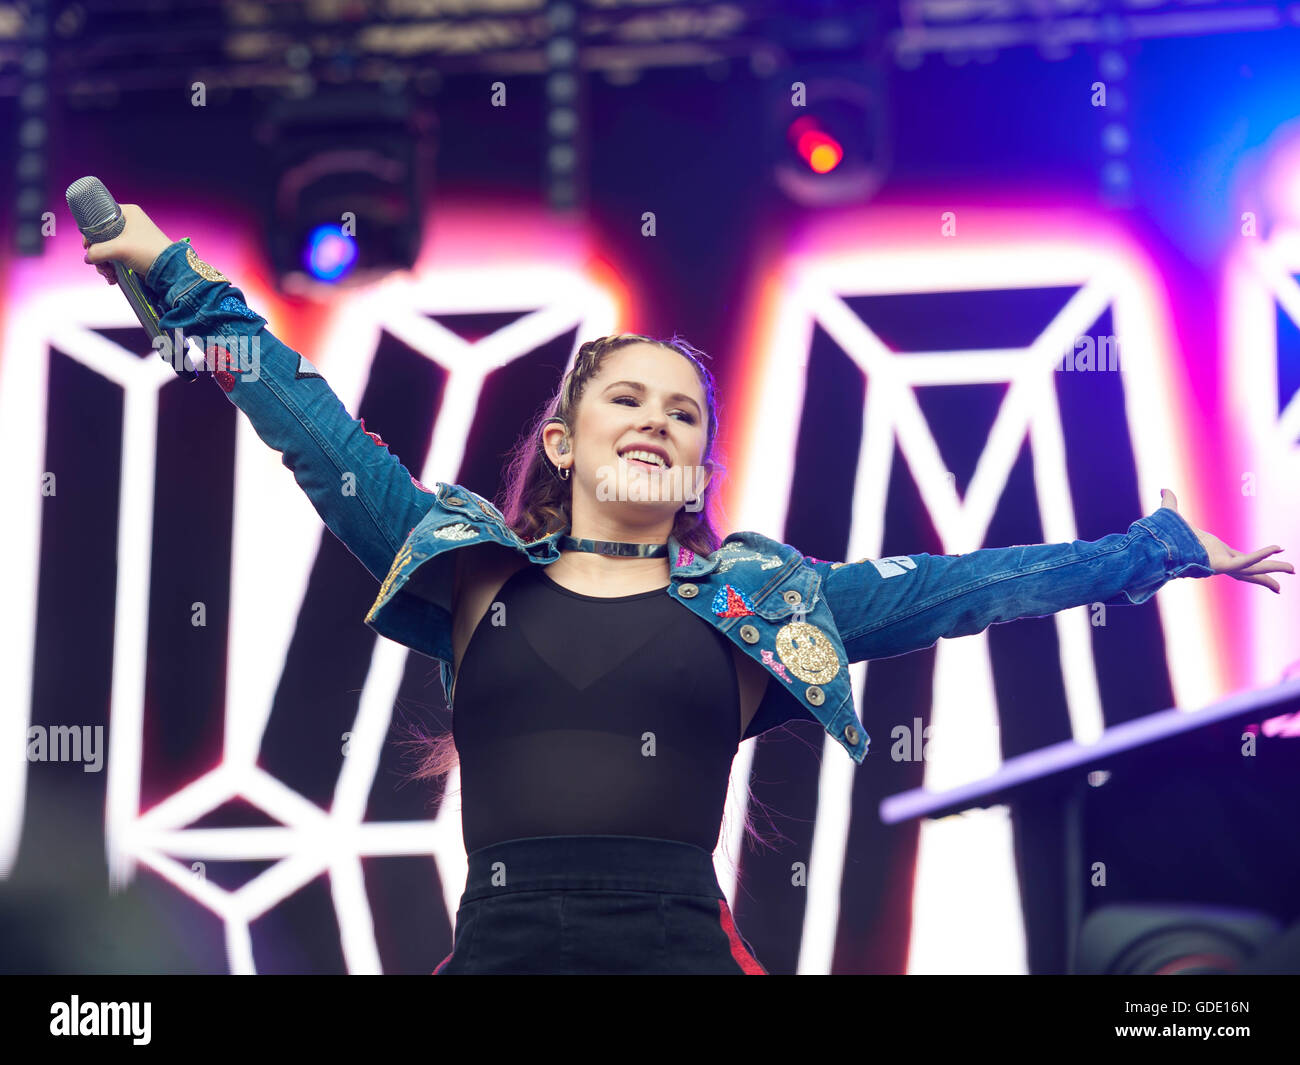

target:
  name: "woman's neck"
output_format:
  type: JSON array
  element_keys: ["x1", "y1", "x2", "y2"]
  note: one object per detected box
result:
[
  {"x1": 565, "y1": 507, "x2": 673, "y2": 549},
  {"x1": 547, "y1": 550, "x2": 670, "y2": 590}
]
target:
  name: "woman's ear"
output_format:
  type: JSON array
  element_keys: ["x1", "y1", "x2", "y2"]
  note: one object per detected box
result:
[
  {"x1": 541, "y1": 419, "x2": 568, "y2": 466},
  {"x1": 686, "y1": 461, "x2": 712, "y2": 502}
]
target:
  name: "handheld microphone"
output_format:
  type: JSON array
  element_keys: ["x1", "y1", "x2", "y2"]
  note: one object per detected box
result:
[{"x1": 65, "y1": 176, "x2": 196, "y2": 380}]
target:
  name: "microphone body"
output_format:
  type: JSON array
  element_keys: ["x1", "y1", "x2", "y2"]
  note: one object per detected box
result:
[{"x1": 65, "y1": 177, "x2": 196, "y2": 380}]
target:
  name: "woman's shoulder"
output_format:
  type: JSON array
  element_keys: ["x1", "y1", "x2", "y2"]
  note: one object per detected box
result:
[
  {"x1": 708, "y1": 530, "x2": 825, "y2": 567},
  {"x1": 719, "y1": 529, "x2": 828, "y2": 553}
]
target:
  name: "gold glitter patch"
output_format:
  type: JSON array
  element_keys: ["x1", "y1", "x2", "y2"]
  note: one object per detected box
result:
[
  {"x1": 186, "y1": 246, "x2": 228, "y2": 282},
  {"x1": 831, "y1": 557, "x2": 868, "y2": 570},
  {"x1": 774, "y1": 621, "x2": 840, "y2": 684},
  {"x1": 366, "y1": 542, "x2": 413, "y2": 622}
]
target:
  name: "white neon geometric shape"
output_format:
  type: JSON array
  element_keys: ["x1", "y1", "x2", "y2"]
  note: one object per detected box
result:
[
  {"x1": 733, "y1": 237, "x2": 1214, "y2": 975},
  {"x1": 0, "y1": 260, "x2": 626, "y2": 973},
  {"x1": 1224, "y1": 225, "x2": 1300, "y2": 684}
]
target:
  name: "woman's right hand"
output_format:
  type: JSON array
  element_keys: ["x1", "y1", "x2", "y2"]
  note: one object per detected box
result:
[{"x1": 82, "y1": 203, "x2": 175, "y2": 283}]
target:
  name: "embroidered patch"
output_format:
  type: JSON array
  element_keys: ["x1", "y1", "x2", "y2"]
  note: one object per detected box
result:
[
  {"x1": 774, "y1": 621, "x2": 840, "y2": 684},
  {"x1": 219, "y1": 295, "x2": 260, "y2": 320},
  {"x1": 215, "y1": 370, "x2": 236, "y2": 393},
  {"x1": 711, "y1": 584, "x2": 755, "y2": 618},
  {"x1": 295, "y1": 354, "x2": 323, "y2": 380},
  {"x1": 432, "y1": 522, "x2": 477, "y2": 541},
  {"x1": 760, "y1": 648, "x2": 791, "y2": 683},
  {"x1": 869, "y1": 556, "x2": 917, "y2": 579},
  {"x1": 203, "y1": 343, "x2": 240, "y2": 373},
  {"x1": 716, "y1": 548, "x2": 783, "y2": 572},
  {"x1": 366, "y1": 542, "x2": 415, "y2": 622},
  {"x1": 186, "y1": 246, "x2": 227, "y2": 282},
  {"x1": 410, "y1": 476, "x2": 435, "y2": 494},
  {"x1": 358, "y1": 418, "x2": 389, "y2": 450},
  {"x1": 676, "y1": 546, "x2": 695, "y2": 567}
]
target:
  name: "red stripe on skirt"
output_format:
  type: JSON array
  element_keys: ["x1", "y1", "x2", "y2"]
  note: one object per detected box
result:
[{"x1": 716, "y1": 899, "x2": 767, "y2": 974}]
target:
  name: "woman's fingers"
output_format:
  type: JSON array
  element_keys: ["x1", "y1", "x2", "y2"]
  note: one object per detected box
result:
[
  {"x1": 1221, "y1": 545, "x2": 1285, "y2": 571},
  {"x1": 1234, "y1": 557, "x2": 1292, "y2": 576},
  {"x1": 1222, "y1": 545, "x2": 1292, "y2": 592},
  {"x1": 1233, "y1": 571, "x2": 1281, "y2": 593}
]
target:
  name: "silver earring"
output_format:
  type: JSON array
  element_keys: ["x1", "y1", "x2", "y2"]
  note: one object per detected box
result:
[{"x1": 559, "y1": 464, "x2": 571, "y2": 480}]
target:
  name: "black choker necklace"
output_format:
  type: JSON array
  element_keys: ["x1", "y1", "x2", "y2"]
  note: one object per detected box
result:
[{"x1": 558, "y1": 534, "x2": 669, "y2": 558}]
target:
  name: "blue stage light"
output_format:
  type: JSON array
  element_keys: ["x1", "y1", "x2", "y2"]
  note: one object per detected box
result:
[{"x1": 304, "y1": 224, "x2": 358, "y2": 282}]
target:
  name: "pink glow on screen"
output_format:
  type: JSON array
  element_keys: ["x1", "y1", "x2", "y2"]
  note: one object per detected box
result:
[{"x1": 731, "y1": 202, "x2": 1237, "y2": 702}]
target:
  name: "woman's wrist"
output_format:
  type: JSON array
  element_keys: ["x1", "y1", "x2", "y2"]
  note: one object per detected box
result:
[{"x1": 140, "y1": 238, "x2": 174, "y2": 279}]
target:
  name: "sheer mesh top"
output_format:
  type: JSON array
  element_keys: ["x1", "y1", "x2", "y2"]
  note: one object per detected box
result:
[{"x1": 452, "y1": 563, "x2": 741, "y2": 854}]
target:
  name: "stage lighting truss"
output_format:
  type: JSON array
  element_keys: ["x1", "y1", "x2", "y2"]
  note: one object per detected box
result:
[{"x1": 893, "y1": 0, "x2": 1293, "y2": 66}]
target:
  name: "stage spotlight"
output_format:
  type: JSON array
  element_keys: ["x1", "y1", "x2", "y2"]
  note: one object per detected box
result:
[
  {"x1": 767, "y1": 64, "x2": 890, "y2": 207},
  {"x1": 304, "y1": 224, "x2": 359, "y2": 282},
  {"x1": 1075, "y1": 903, "x2": 1282, "y2": 975},
  {"x1": 789, "y1": 116, "x2": 844, "y2": 174},
  {"x1": 258, "y1": 86, "x2": 432, "y2": 292}
]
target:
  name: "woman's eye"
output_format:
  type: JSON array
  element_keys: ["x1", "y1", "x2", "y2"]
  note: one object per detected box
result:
[{"x1": 613, "y1": 396, "x2": 695, "y2": 423}]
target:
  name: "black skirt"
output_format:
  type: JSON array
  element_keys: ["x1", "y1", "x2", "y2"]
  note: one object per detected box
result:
[{"x1": 433, "y1": 835, "x2": 768, "y2": 974}]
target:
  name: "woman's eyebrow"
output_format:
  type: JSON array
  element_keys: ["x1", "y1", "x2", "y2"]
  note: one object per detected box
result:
[{"x1": 601, "y1": 380, "x2": 702, "y2": 415}]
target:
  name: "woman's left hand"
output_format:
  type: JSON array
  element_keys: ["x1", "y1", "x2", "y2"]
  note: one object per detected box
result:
[{"x1": 1161, "y1": 489, "x2": 1293, "y2": 594}]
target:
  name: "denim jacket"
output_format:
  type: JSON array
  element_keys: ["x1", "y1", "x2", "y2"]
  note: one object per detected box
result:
[{"x1": 143, "y1": 240, "x2": 1218, "y2": 764}]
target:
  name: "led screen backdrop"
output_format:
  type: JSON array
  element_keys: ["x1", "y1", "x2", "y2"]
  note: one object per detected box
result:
[{"x1": 4, "y1": 200, "x2": 1291, "y2": 974}]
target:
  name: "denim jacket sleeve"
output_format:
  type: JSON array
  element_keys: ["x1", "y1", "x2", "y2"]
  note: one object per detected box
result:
[
  {"x1": 143, "y1": 240, "x2": 436, "y2": 582},
  {"x1": 814, "y1": 506, "x2": 1215, "y2": 664}
]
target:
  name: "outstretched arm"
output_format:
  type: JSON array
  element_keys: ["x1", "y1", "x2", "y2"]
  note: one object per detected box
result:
[
  {"x1": 85, "y1": 210, "x2": 436, "y2": 583},
  {"x1": 813, "y1": 496, "x2": 1290, "y2": 664}
]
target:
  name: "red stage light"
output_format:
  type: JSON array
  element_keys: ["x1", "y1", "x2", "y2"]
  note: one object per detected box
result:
[{"x1": 788, "y1": 117, "x2": 843, "y2": 174}]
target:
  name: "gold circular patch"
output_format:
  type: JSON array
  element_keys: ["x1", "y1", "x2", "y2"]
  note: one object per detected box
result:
[
  {"x1": 186, "y1": 246, "x2": 228, "y2": 282},
  {"x1": 774, "y1": 621, "x2": 840, "y2": 684}
]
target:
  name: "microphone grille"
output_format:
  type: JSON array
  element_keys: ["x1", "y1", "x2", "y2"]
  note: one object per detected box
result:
[{"x1": 66, "y1": 176, "x2": 124, "y2": 239}]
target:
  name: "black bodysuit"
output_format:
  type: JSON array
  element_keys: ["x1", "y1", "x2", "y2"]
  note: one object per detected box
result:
[{"x1": 452, "y1": 563, "x2": 741, "y2": 855}]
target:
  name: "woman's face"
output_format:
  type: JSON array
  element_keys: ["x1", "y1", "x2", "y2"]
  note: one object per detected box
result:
[{"x1": 545, "y1": 342, "x2": 712, "y2": 516}]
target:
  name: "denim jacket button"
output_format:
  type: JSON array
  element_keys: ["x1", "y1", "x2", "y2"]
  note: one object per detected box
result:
[
  {"x1": 844, "y1": 723, "x2": 859, "y2": 745},
  {"x1": 805, "y1": 685, "x2": 824, "y2": 706},
  {"x1": 783, "y1": 589, "x2": 802, "y2": 606},
  {"x1": 739, "y1": 624, "x2": 759, "y2": 644},
  {"x1": 679, "y1": 583, "x2": 698, "y2": 598}
]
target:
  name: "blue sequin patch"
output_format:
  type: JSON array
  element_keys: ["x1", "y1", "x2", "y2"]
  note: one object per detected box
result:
[{"x1": 219, "y1": 295, "x2": 261, "y2": 320}]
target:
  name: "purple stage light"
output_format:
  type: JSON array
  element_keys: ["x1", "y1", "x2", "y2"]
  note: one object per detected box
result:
[{"x1": 304, "y1": 224, "x2": 358, "y2": 282}]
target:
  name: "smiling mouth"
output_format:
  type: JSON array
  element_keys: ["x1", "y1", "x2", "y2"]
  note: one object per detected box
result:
[{"x1": 617, "y1": 448, "x2": 670, "y2": 471}]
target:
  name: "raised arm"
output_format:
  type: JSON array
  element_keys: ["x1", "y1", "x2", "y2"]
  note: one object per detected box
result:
[
  {"x1": 812, "y1": 505, "x2": 1217, "y2": 664},
  {"x1": 86, "y1": 213, "x2": 436, "y2": 583}
]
